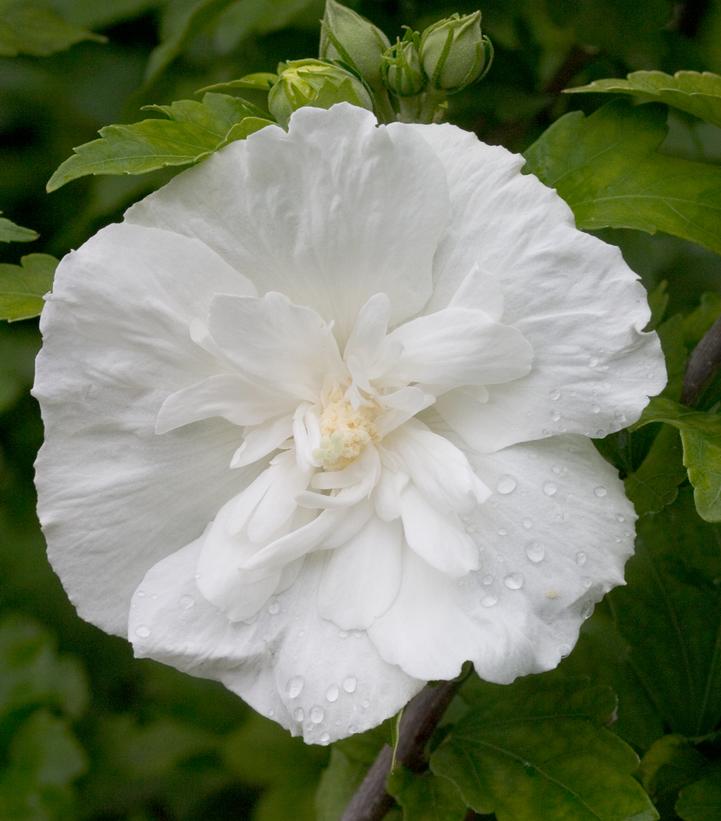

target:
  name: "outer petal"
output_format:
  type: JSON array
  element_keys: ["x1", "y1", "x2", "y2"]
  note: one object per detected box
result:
[
  {"x1": 130, "y1": 544, "x2": 424, "y2": 744},
  {"x1": 34, "y1": 222, "x2": 260, "y2": 636},
  {"x1": 369, "y1": 434, "x2": 635, "y2": 684},
  {"x1": 403, "y1": 122, "x2": 665, "y2": 450},
  {"x1": 126, "y1": 104, "x2": 451, "y2": 342}
]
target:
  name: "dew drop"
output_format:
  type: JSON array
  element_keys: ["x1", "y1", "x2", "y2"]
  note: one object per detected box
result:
[
  {"x1": 522, "y1": 517, "x2": 533, "y2": 530},
  {"x1": 481, "y1": 574, "x2": 494, "y2": 585},
  {"x1": 496, "y1": 475, "x2": 517, "y2": 495},
  {"x1": 594, "y1": 485, "x2": 607, "y2": 498},
  {"x1": 504, "y1": 572, "x2": 524, "y2": 590},
  {"x1": 343, "y1": 676, "x2": 358, "y2": 694},
  {"x1": 135, "y1": 625, "x2": 150, "y2": 639},
  {"x1": 543, "y1": 481, "x2": 558, "y2": 497},
  {"x1": 575, "y1": 551, "x2": 587, "y2": 566},
  {"x1": 310, "y1": 706, "x2": 325, "y2": 724},
  {"x1": 287, "y1": 676, "x2": 305, "y2": 698},
  {"x1": 268, "y1": 599, "x2": 280, "y2": 615},
  {"x1": 293, "y1": 707, "x2": 305, "y2": 722},
  {"x1": 326, "y1": 684, "x2": 340, "y2": 703},
  {"x1": 525, "y1": 542, "x2": 545, "y2": 563},
  {"x1": 481, "y1": 594, "x2": 498, "y2": 607},
  {"x1": 179, "y1": 595, "x2": 195, "y2": 610}
]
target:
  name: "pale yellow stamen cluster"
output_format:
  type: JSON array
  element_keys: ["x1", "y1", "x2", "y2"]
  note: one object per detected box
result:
[{"x1": 314, "y1": 386, "x2": 380, "y2": 471}]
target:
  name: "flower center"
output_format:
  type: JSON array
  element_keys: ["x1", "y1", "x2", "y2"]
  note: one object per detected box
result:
[{"x1": 314, "y1": 385, "x2": 380, "y2": 472}]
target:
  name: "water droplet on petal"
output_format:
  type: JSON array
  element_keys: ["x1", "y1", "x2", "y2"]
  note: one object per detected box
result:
[
  {"x1": 594, "y1": 486, "x2": 607, "y2": 498},
  {"x1": 343, "y1": 676, "x2": 357, "y2": 694},
  {"x1": 293, "y1": 707, "x2": 305, "y2": 722},
  {"x1": 135, "y1": 625, "x2": 150, "y2": 639},
  {"x1": 179, "y1": 595, "x2": 194, "y2": 610},
  {"x1": 497, "y1": 475, "x2": 517, "y2": 495},
  {"x1": 543, "y1": 481, "x2": 557, "y2": 497},
  {"x1": 504, "y1": 572, "x2": 524, "y2": 590},
  {"x1": 525, "y1": 542, "x2": 545, "y2": 563},
  {"x1": 326, "y1": 684, "x2": 339, "y2": 703},
  {"x1": 310, "y1": 706, "x2": 325, "y2": 724},
  {"x1": 575, "y1": 551, "x2": 587, "y2": 566},
  {"x1": 287, "y1": 676, "x2": 305, "y2": 698}
]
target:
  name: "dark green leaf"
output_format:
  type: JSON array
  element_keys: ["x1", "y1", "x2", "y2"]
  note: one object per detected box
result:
[
  {"x1": 0, "y1": 253, "x2": 57, "y2": 322},
  {"x1": 0, "y1": 213, "x2": 38, "y2": 244},
  {"x1": 624, "y1": 425, "x2": 687, "y2": 516},
  {"x1": 432, "y1": 677, "x2": 658, "y2": 821},
  {"x1": 566, "y1": 71, "x2": 721, "y2": 129},
  {"x1": 611, "y1": 488, "x2": 721, "y2": 737},
  {"x1": 0, "y1": 1, "x2": 105, "y2": 57},
  {"x1": 47, "y1": 94, "x2": 273, "y2": 191},
  {"x1": 388, "y1": 768, "x2": 468, "y2": 821},
  {"x1": 676, "y1": 768, "x2": 721, "y2": 821},
  {"x1": 524, "y1": 100, "x2": 721, "y2": 256}
]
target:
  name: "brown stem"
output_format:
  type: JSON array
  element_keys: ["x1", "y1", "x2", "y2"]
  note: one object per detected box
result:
[
  {"x1": 681, "y1": 316, "x2": 721, "y2": 407},
  {"x1": 341, "y1": 678, "x2": 463, "y2": 821}
]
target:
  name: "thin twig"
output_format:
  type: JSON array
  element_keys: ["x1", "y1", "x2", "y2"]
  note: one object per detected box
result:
[
  {"x1": 341, "y1": 678, "x2": 463, "y2": 821},
  {"x1": 681, "y1": 315, "x2": 721, "y2": 407}
]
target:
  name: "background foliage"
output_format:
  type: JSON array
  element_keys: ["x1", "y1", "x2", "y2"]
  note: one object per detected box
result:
[{"x1": 1, "y1": 0, "x2": 721, "y2": 818}]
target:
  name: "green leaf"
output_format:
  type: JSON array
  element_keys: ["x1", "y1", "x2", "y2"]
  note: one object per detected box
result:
[
  {"x1": 524, "y1": 99, "x2": 721, "y2": 256},
  {"x1": 0, "y1": 253, "x2": 57, "y2": 322},
  {"x1": 676, "y1": 768, "x2": 721, "y2": 821},
  {"x1": 0, "y1": 0, "x2": 105, "y2": 57},
  {"x1": 388, "y1": 768, "x2": 468, "y2": 821},
  {"x1": 565, "y1": 71, "x2": 721, "y2": 129},
  {"x1": 432, "y1": 677, "x2": 658, "y2": 821},
  {"x1": 611, "y1": 488, "x2": 721, "y2": 737},
  {"x1": 47, "y1": 93, "x2": 273, "y2": 192},
  {"x1": 634, "y1": 397, "x2": 721, "y2": 521},
  {"x1": 624, "y1": 425, "x2": 687, "y2": 516},
  {"x1": 0, "y1": 213, "x2": 38, "y2": 244}
]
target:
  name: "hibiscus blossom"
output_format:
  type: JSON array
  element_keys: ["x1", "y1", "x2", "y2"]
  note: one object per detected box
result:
[{"x1": 33, "y1": 104, "x2": 665, "y2": 744}]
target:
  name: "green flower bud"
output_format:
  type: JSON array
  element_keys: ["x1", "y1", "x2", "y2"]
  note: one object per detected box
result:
[
  {"x1": 420, "y1": 11, "x2": 492, "y2": 93},
  {"x1": 268, "y1": 59, "x2": 374, "y2": 127},
  {"x1": 319, "y1": 0, "x2": 390, "y2": 89},
  {"x1": 381, "y1": 34, "x2": 426, "y2": 97}
]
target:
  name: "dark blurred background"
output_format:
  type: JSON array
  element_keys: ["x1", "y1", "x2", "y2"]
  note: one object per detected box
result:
[{"x1": 1, "y1": 1, "x2": 720, "y2": 818}]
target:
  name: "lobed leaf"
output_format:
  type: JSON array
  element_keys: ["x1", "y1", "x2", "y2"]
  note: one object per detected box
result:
[
  {"x1": 565, "y1": 71, "x2": 721, "y2": 129},
  {"x1": 0, "y1": 0, "x2": 105, "y2": 57},
  {"x1": 524, "y1": 100, "x2": 721, "y2": 256},
  {"x1": 0, "y1": 254, "x2": 58, "y2": 322},
  {"x1": 432, "y1": 677, "x2": 658, "y2": 821},
  {"x1": 46, "y1": 93, "x2": 273, "y2": 191},
  {"x1": 0, "y1": 213, "x2": 38, "y2": 244}
]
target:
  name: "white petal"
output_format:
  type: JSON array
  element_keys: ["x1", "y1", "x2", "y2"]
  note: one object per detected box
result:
[
  {"x1": 130, "y1": 544, "x2": 423, "y2": 743},
  {"x1": 34, "y1": 222, "x2": 258, "y2": 636},
  {"x1": 317, "y1": 516, "x2": 403, "y2": 630},
  {"x1": 230, "y1": 415, "x2": 294, "y2": 469},
  {"x1": 405, "y1": 122, "x2": 665, "y2": 449},
  {"x1": 156, "y1": 374, "x2": 292, "y2": 433},
  {"x1": 387, "y1": 307, "x2": 533, "y2": 390},
  {"x1": 207, "y1": 292, "x2": 345, "y2": 402},
  {"x1": 385, "y1": 420, "x2": 490, "y2": 514},
  {"x1": 127, "y1": 103, "x2": 451, "y2": 343},
  {"x1": 400, "y1": 485, "x2": 481, "y2": 578}
]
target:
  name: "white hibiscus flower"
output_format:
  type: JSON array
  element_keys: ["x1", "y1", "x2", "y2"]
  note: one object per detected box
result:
[{"x1": 33, "y1": 104, "x2": 665, "y2": 744}]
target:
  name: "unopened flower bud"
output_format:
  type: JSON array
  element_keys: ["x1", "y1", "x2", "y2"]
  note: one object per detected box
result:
[
  {"x1": 420, "y1": 11, "x2": 491, "y2": 93},
  {"x1": 381, "y1": 34, "x2": 426, "y2": 97},
  {"x1": 319, "y1": 0, "x2": 390, "y2": 89},
  {"x1": 268, "y1": 59, "x2": 374, "y2": 126}
]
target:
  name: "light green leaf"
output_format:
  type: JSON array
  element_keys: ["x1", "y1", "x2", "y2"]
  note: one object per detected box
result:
[
  {"x1": 611, "y1": 488, "x2": 721, "y2": 737},
  {"x1": 0, "y1": 254, "x2": 57, "y2": 322},
  {"x1": 565, "y1": 71, "x2": 721, "y2": 129},
  {"x1": 633, "y1": 397, "x2": 721, "y2": 521},
  {"x1": 0, "y1": 0, "x2": 105, "y2": 57},
  {"x1": 432, "y1": 677, "x2": 658, "y2": 821},
  {"x1": 677, "y1": 769, "x2": 721, "y2": 821},
  {"x1": 388, "y1": 768, "x2": 468, "y2": 821},
  {"x1": 0, "y1": 213, "x2": 38, "y2": 243},
  {"x1": 47, "y1": 93, "x2": 272, "y2": 192},
  {"x1": 524, "y1": 99, "x2": 721, "y2": 256},
  {"x1": 625, "y1": 425, "x2": 687, "y2": 516}
]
